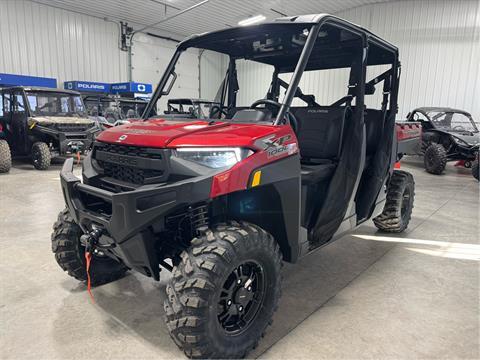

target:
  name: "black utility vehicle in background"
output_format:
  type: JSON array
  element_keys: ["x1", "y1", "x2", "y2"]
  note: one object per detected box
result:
[
  {"x1": 83, "y1": 94, "x2": 149, "y2": 128},
  {"x1": 407, "y1": 107, "x2": 479, "y2": 175},
  {"x1": 0, "y1": 87, "x2": 98, "y2": 172},
  {"x1": 52, "y1": 14, "x2": 416, "y2": 358},
  {"x1": 164, "y1": 98, "x2": 221, "y2": 119}
]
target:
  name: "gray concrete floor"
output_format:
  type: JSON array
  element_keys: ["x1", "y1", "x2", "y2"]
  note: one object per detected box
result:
[{"x1": 0, "y1": 157, "x2": 478, "y2": 359}]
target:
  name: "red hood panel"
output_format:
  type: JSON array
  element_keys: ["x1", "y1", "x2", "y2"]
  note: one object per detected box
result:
[{"x1": 96, "y1": 118, "x2": 283, "y2": 148}]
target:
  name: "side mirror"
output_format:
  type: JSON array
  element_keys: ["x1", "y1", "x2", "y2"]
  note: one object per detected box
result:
[{"x1": 365, "y1": 83, "x2": 376, "y2": 95}]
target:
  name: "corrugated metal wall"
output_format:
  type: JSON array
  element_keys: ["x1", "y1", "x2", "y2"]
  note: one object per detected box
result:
[
  {"x1": 0, "y1": 0, "x2": 128, "y2": 84},
  {"x1": 201, "y1": 0, "x2": 480, "y2": 120},
  {"x1": 338, "y1": 0, "x2": 480, "y2": 119}
]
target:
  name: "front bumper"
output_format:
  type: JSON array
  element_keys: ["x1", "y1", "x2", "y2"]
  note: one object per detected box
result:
[
  {"x1": 34, "y1": 125, "x2": 97, "y2": 155},
  {"x1": 60, "y1": 158, "x2": 213, "y2": 279}
]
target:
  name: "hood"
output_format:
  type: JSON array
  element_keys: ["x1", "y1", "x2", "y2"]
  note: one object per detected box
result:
[
  {"x1": 452, "y1": 132, "x2": 480, "y2": 146},
  {"x1": 30, "y1": 116, "x2": 94, "y2": 125},
  {"x1": 96, "y1": 117, "x2": 281, "y2": 148}
]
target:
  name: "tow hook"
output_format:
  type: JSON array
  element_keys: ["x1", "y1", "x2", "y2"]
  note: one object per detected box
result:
[
  {"x1": 80, "y1": 228, "x2": 103, "y2": 251},
  {"x1": 80, "y1": 228, "x2": 103, "y2": 303}
]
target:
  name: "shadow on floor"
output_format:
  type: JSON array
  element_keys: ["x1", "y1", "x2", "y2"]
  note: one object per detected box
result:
[{"x1": 53, "y1": 226, "x2": 397, "y2": 358}]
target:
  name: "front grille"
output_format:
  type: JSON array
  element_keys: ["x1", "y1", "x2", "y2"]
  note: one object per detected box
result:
[
  {"x1": 57, "y1": 123, "x2": 92, "y2": 132},
  {"x1": 94, "y1": 143, "x2": 169, "y2": 186}
]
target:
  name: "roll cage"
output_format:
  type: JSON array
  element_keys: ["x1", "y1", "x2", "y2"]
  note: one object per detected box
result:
[{"x1": 144, "y1": 14, "x2": 399, "y2": 124}]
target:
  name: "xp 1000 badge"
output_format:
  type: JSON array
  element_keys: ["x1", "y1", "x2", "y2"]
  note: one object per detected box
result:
[{"x1": 256, "y1": 134, "x2": 298, "y2": 158}]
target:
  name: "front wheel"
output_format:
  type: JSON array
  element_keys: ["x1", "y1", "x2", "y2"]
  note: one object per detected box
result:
[
  {"x1": 0, "y1": 139, "x2": 12, "y2": 173},
  {"x1": 164, "y1": 222, "x2": 282, "y2": 359},
  {"x1": 373, "y1": 170, "x2": 415, "y2": 233},
  {"x1": 31, "y1": 142, "x2": 51, "y2": 170},
  {"x1": 51, "y1": 209, "x2": 128, "y2": 285},
  {"x1": 424, "y1": 143, "x2": 447, "y2": 174}
]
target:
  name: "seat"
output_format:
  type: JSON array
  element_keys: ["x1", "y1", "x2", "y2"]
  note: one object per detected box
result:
[{"x1": 290, "y1": 106, "x2": 349, "y2": 185}]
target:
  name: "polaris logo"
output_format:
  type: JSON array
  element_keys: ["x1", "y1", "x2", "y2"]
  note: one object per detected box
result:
[{"x1": 78, "y1": 83, "x2": 106, "y2": 90}]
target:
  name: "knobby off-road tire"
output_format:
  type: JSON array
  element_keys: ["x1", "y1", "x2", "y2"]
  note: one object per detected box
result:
[
  {"x1": 472, "y1": 159, "x2": 479, "y2": 181},
  {"x1": 424, "y1": 143, "x2": 447, "y2": 175},
  {"x1": 0, "y1": 139, "x2": 12, "y2": 173},
  {"x1": 31, "y1": 142, "x2": 51, "y2": 170},
  {"x1": 51, "y1": 208, "x2": 128, "y2": 286},
  {"x1": 373, "y1": 170, "x2": 415, "y2": 233},
  {"x1": 164, "y1": 221, "x2": 282, "y2": 359}
]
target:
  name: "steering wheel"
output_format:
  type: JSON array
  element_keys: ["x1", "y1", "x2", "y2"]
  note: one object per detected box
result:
[
  {"x1": 210, "y1": 105, "x2": 227, "y2": 119},
  {"x1": 250, "y1": 99, "x2": 298, "y2": 133},
  {"x1": 453, "y1": 125, "x2": 466, "y2": 131}
]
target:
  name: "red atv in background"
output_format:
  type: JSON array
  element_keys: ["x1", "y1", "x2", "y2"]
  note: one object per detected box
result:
[{"x1": 52, "y1": 14, "x2": 416, "y2": 359}]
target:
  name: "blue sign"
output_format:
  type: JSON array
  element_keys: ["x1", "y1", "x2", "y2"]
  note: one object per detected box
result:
[
  {"x1": 110, "y1": 82, "x2": 153, "y2": 94},
  {"x1": 0, "y1": 73, "x2": 57, "y2": 88},
  {"x1": 64, "y1": 81, "x2": 110, "y2": 93}
]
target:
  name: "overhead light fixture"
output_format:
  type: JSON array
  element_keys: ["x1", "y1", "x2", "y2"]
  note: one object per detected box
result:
[{"x1": 238, "y1": 15, "x2": 266, "y2": 26}]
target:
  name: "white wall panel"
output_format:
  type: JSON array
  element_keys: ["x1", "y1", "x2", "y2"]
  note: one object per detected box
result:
[
  {"x1": 337, "y1": 0, "x2": 480, "y2": 120},
  {"x1": 0, "y1": 0, "x2": 128, "y2": 85},
  {"x1": 204, "y1": 0, "x2": 480, "y2": 121},
  {"x1": 131, "y1": 34, "x2": 200, "y2": 111}
]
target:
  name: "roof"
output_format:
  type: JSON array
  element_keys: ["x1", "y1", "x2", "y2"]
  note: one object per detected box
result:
[
  {"x1": 179, "y1": 14, "x2": 398, "y2": 71},
  {"x1": 413, "y1": 107, "x2": 471, "y2": 116},
  {"x1": 1, "y1": 86, "x2": 81, "y2": 95}
]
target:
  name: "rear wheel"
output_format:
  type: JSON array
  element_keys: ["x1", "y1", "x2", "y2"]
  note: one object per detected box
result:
[
  {"x1": 32, "y1": 142, "x2": 51, "y2": 170},
  {"x1": 374, "y1": 170, "x2": 415, "y2": 233},
  {"x1": 51, "y1": 208, "x2": 128, "y2": 285},
  {"x1": 424, "y1": 143, "x2": 447, "y2": 174},
  {"x1": 164, "y1": 222, "x2": 282, "y2": 359},
  {"x1": 0, "y1": 139, "x2": 12, "y2": 173},
  {"x1": 472, "y1": 159, "x2": 479, "y2": 181}
]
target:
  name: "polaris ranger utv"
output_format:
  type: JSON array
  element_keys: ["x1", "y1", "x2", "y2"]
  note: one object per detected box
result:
[
  {"x1": 52, "y1": 14, "x2": 415, "y2": 359},
  {"x1": 406, "y1": 107, "x2": 480, "y2": 175},
  {"x1": 0, "y1": 86, "x2": 98, "y2": 171}
]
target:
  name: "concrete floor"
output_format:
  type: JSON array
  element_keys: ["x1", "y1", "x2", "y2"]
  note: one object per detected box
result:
[{"x1": 0, "y1": 157, "x2": 478, "y2": 359}]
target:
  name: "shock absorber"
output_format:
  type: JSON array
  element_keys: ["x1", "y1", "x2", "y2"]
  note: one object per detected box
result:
[{"x1": 190, "y1": 204, "x2": 209, "y2": 235}]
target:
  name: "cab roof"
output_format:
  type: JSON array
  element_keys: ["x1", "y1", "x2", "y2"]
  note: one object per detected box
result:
[
  {"x1": 413, "y1": 107, "x2": 472, "y2": 116},
  {"x1": 1, "y1": 86, "x2": 81, "y2": 95},
  {"x1": 179, "y1": 14, "x2": 398, "y2": 72}
]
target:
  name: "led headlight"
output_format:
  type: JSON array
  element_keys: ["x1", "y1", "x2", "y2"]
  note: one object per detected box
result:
[{"x1": 174, "y1": 147, "x2": 253, "y2": 169}]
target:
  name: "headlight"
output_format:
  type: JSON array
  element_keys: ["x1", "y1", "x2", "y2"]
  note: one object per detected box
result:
[{"x1": 174, "y1": 147, "x2": 253, "y2": 169}]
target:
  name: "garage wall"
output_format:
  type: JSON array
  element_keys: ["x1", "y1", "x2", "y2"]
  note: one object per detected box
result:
[
  {"x1": 337, "y1": 0, "x2": 480, "y2": 120},
  {"x1": 208, "y1": 0, "x2": 480, "y2": 120},
  {"x1": 0, "y1": 0, "x2": 128, "y2": 84},
  {"x1": 131, "y1": 33, "x2": 200, "y2": 110}
]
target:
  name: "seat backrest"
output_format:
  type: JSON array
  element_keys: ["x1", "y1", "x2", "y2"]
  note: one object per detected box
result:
[
  {"x1": 364, "y1": 109, "x2": 383, "y2": 155},
  {"x1": 291, "y1": 106, "x2": 348, "y2": 161}
]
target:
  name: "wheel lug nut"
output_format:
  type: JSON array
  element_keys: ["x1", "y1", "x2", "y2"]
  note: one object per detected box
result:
[
  {"x1": 227, "y1": 300, "x2": 232, "y2": 306},
  {"x1": 237, "y1": 279, "x2": 242, "y2": 284},
  {"x1": 238, "y1": 306, "x2": 243, "y2": 311},
  {"x1": 247, "y1": 286, "x2": 252, "y2": 291}
]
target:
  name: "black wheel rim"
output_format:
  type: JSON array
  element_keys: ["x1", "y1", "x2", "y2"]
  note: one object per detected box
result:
[
  {"x1": 32, "y1": 149, "x2": 40, "y2": 165},
  {"x1": 217, "y1": 261, "x2": 265, "y2": 335},
  {"x1": 401, "y1": 187, "x2": 411, "y2": 220}
]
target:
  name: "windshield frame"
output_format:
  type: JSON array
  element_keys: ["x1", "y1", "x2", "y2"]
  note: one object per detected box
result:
[{"x1": 25, "y1": 90, "x2": 87, "y2": 118}]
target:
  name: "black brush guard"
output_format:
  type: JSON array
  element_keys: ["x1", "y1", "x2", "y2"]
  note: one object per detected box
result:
[{"x1": 60, "y1": 158, "x2": 213, "y2": 279}]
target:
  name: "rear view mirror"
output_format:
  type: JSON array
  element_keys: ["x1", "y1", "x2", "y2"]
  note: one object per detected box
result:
[{"x1": 365, "y1": 83, "x2": 376, "y2": 95}]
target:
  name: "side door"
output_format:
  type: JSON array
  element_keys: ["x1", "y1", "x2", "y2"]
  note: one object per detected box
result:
[
  {"x1": 0, "y1": 90, "x2": 13, "y2": 141},
  {"x1": 10, "y1": 90, "x2": 30, "y2": 154}
]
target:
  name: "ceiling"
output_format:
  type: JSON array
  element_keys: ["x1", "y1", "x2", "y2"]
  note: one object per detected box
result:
[{"x1": 31, "y1": 0, "x2": 393, "y2": 39}]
